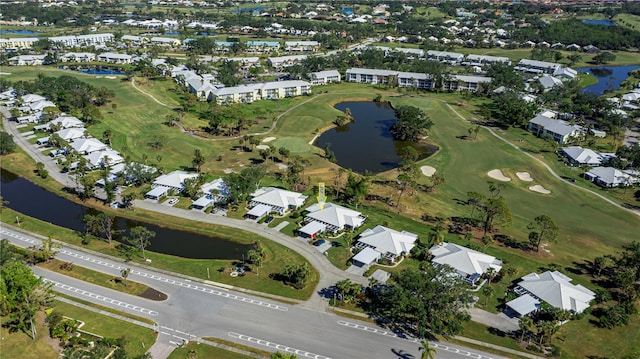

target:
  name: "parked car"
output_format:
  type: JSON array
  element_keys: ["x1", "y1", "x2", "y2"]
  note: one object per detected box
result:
[
  {"x1": 167, "y1": 198, "x2": 178, "y2": 205},
  {"x1": 313, "y1": 239, "x2": 326, "y2": 246},
  {"x1": 265, "y1": 216, "x2": 274, "y2": 224}
]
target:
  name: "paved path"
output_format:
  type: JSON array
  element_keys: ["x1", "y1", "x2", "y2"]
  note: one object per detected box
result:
[
  {"x1": 442, "y1": 102, "x2": 640, "y2": 218},
  {"x1": 133, "y1": 200, "x2": 369, "y2": 312},
  {"x1": 468, "y1": 308, "x2": 518, "y2": 332},
  {"x1": 130, "y1": 78, "x2": 173, "y2": 108}
]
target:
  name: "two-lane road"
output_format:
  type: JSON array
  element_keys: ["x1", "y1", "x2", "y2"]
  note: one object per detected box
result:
[{"x1": 2, "y1": 227, "x2": 508, "y2": 359}]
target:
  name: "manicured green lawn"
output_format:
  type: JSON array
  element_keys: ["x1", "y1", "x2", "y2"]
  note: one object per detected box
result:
[
  {"x1": 0, "y1": 314, "x2": 59, "y2": 359},
  {"x1": 38, "y1": 258, "x2": 152, "y2": 297},
  {"x1": 614, "y1": 13, "x2": 640, "y2": 31},
  {"x1": 168, "y1": 340, "x2": 266, "y2": 359}
]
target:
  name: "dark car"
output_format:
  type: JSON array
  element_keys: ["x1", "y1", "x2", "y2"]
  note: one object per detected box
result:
[
  {"x1": 313, "y1": 239, "x2": 326, "y2": 246},
  {"x1": 265, "y1": 216, "x2": 274, "y2": 224}
]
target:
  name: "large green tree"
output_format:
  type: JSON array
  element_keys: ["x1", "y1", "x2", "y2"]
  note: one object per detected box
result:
[
  {"x1": 390, "y1": 106, "x2": 434, "y2": 142},
  {"x1": 125, "y1": 226, "x2": 155, "y2": 259},
  {"x1": 1, "y1": 261, "x2": 53, "y2": 338},
  {"x1": 527, "y1": 215, "x2": 558, "y2": 252},
  {"x1": 0, "y1": 131, "x2": 16, "y2": 155},
  {"x1": 371, "y1": 264, "x2": 472, "y2": 337}
]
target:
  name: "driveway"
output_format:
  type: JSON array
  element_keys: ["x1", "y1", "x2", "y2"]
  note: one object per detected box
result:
[{"x1": 346, "y1": 265, "x2": 367, "y2": 276}]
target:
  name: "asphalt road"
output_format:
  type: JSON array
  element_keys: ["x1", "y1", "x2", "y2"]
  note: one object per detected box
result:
[{"x1": 2, "y1": 226, "x2": 508, "y2": 359}]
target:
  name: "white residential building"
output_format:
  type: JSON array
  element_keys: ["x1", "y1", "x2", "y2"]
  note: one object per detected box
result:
[
  {"x1": 301, "y1": 202, "x2": 366, "y2": 235},
  {"x1": 60, "y1": 52, "x2": 96, "y2": 63},
  {"x1": 309, "y1": 70, "x2": 341, "y2": 85},
  {"x1": 208, "y1": 81, "x2": 312, "y2": 105},
  {"x1": 49, "y1": 33, "x2": 114, "y2": 47},
  {"x1": 0, "y1": 37, "x2": 39, "y2": 50},
  {"x1": 528, "y1": 115, "x2": 583, "y2": 144},
  {"x1": 429, "y1": 242, "x2": 503, "y2": 285},
  {"x1": 506, "y1": 271, "x2": 595, "y2": 317},
  {"x1": 84, "y1": 149, "x2": 124, "y2": 169},
  {"x1": 267, "y1": 55, "x2": 307, "y2": 69},
  {"x1": 70, "y1": 138, "x2": 108, "y2": 155},
  {"x1": 284, "y1": 41, "x2": 319, "y2": 52},
  {"x1": 248, "y1": 187, "x2": 307, "y2": 215},
  {"x1": 584, "y1": 167, "x2": 639, "y2": 188},
  {"x1": 97, "y1": 52, "x2": 135, "y2": 64},
  {"x1": 427, "y1": 50, "x2": 465, "y2": 64},
  {"x1": 464, "y1": 54, "x2": 511, "y2": 66},
  {"x1": 353, "y1": 225, "x2": 417, "y2": 266},
  {"x1": 192, "y1": 178, "x2": 229, "y2": 210},
  {"x1": 562, "y1": 146, "x2": 612, "y2": 166},
  {"x1": 8, "y1": 55, "x2": 47, "y2": 66}
]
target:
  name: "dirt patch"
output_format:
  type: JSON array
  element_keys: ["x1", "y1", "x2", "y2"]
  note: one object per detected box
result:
[{"x1": 139, "y1": 287, "x2": 168, "y2": 301}]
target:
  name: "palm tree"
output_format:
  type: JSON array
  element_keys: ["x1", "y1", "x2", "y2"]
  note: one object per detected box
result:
[
  {"x1": 120, "y1": 268, "x2": 131, "y2": 287},
  {"x1": 519, "y1": 316, "x2": 534, "y2": 343},
  {"x1": 419, "y1": 340, "x2": 437, "y2": 359},
  {"x1": 482, "y1": 285, "x2": 494, "y2": 306}
]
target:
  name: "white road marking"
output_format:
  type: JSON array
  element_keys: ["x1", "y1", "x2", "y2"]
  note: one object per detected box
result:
[
  {"x1": 228, "y1": 332, "x2": 332, "y2": 359},
  {"x1": 336, "y1": 321, "x2": 495, "y2": 359},
  {"x1": 43, "y1": 279, "x2": 158, "y2": 316},
  {"x1": 55, "y1": 247, "x2": 287, "y2": 311},
  {"x1": 0, "y1": 229, "x2": 287, "y2": 312}
]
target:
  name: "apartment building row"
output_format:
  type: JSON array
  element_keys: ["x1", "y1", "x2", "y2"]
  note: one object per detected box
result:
[{"x1": 345, "y1": 68, "x2": 492, "y2": 92}]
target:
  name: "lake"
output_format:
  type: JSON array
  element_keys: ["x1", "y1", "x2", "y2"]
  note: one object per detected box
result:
[
  {"x1": 0, "y1": 30, "x2": 40, "y2": 35},
  {"x1": 0, "y1": 170, "x2": 251, "y2": 260},
  {"x1": 576, "y1": 65, "x2": 640, "y2": 95},
  {"x1": 314, "y1": 101, "x2": 437, "y2": 174},
  {"x1": 581, "y1": 19, "x2": 617, "y2": 26}
]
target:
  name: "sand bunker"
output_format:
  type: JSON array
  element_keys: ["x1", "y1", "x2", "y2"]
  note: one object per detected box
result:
[
  {"x1": 255, "y1": 144, "x2": 270, "y2": 150},
  {"x1": 516, "y1": 172, "x2": 533, "y2": 182},
  {"x1": 487, "y1": 169, "x2": 511, "y2": 182},
  {"x1": 0, "y1": 72, "x2": 11, "y2": 75},
  {"x1": 105, "y1": 76, "x2": 117, "y2": 79},
  {"x1": 421, "y1": 166, "x2": 437, "y2": 177},
  {"x1": 529, "y1": 185, "x2": 551, "y2": 194},
  {"x1": 262, "y1": 137, "x2": 276, "y2": 143}
]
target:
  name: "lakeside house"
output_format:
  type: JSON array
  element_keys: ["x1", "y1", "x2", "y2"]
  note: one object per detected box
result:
[
  {"x1": 192, "y1": 178, "x2": 229, "y2": 210},
  {"x1": 505, "y1": 271, "x2": 595, "y2": 318},
  {"x1": 97, "y1": 52, "x2": 135, "y2": 64},
  {"x1": 208, "y1": 80, "x2": 312, "y2": 104},
  {"x1": 145, "y1": 170, "x2": 199, "y2": 200},
  {"x1": 345, "y1": 68, "x2": 491, "y2": 92},
  {"x1": 429, "y1": 242, "x2": 503, "y2": 286},
  {"x1": 352, "y1": 226, "x2": 418, "y2": 267},
  {"x1": 309, "y1": 70, "x2": 341, "y2": 85},
  {"x1": 60, "y1": 52, "x2": 96, "y2": 62}
]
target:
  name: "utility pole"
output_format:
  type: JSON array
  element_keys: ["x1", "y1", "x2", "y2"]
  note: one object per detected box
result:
[{"x1": 207, "y1": 267, "x2": 210, "y2": 279}]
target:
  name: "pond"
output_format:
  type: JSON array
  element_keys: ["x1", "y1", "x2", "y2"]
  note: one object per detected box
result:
[
  {"x1": 581, "y1": 19, "x2": 617, "y2": 26},
  {"x1": 77, "y1": 69, "x2": 126, "y2": 75},
  {"x1": 314, "y1": 101, "x2": 437, "y2": 174},
  {"x1": 0, "y1": 170, "x2": 251, "y2": 260},
  {"x1": 576, "y1": 65, "x2": 640, "y2": 95},
  {"x1": 0, "y1": 29, "x2": 40, "y2": 35}
]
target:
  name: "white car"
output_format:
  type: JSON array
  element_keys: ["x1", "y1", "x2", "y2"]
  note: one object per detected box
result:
[{"x1": 167, "y1": 198, "x2": 178, "y2": 205}]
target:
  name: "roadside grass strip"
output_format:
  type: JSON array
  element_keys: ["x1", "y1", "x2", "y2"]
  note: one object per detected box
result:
[
  {"x1": 43, "y1": 279, "x2": 158, "y2": 316},
  {"x1": 228, "y1": 332, "x2": 332, "y2": 359},
  {"x1": 337, "y1": 321, "x2": 496, "y2": 359},
  {"x1": 0, "y1": 228, "x2": 287, "y2": 312},
  {"x1": 60, "y1": 248, "x2": 288, "y2": 311}
]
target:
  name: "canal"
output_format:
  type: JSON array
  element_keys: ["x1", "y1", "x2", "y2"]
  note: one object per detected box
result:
[{"x1": 0, "y1": 170, "x2": 251, "y2": 260}]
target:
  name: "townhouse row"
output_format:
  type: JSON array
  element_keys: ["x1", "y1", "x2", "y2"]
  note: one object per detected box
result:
[{"x1": 345, "y1": 68, "x2": 492, "y2": 92}]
